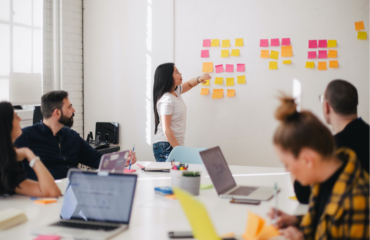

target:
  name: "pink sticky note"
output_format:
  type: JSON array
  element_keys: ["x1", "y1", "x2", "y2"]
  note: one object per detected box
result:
[
  {"x1": 308, "y1": 51, "x2": 317, "y2": 59},
  {"x1": 260, "y1": 39, "x2": 269, "y2": 47},
  {"x1": 236, "y1": 64, "x2": 245, "y2": 72},
  {"x1": 318, "y1": 50, "x2": 327, "y2": 59},
  {"x1": 203, "y1": 39, "x2": 211, "y2": 47},
  {"x1": 215, "y1": 64, "x2": 224, "y2": 73},
  {"x1": 225, "y1": 64, "x2": 234, "y2": 72},
  {"x1": 136, "y1": 163, "x2": 144, "y2": 169},
  {"x1": 309, "y1": 40, "x2": 317, "y2": 48},
  {"x1": 281, "y1": 38, "x2": 291, "y2": 46},
  {"x1": 124, "y1": 169, "x2": 136, "y2": 173},
  {"x1": 271, "y1": 38, "x2": 280, "y2": 46},
  {"x1": 201, "y1": 50, "x2": 209, "y2": 58},
  {"x1": 34, "y1": 236, "x2": 61, "y2": 240},
  {"x1": 318, "y1": 40, "x2": 327, "y2": 48}
]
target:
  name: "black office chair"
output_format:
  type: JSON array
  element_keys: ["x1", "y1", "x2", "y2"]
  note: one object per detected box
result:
[{"x1": 33, "y1": 106, "x2": 43, "y2": 124}]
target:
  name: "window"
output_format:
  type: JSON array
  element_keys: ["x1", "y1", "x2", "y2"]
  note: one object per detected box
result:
[{"x1": 0, "y1": 0, "x2": 43, "y2": 102}]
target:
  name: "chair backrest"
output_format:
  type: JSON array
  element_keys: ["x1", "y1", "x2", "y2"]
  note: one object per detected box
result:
[
  {"x1": 33, "y1": 106, "x2": 43, "y2": 125},
  {"x1": 166, "y1": 146, "x2": 207, "y2": 164}
]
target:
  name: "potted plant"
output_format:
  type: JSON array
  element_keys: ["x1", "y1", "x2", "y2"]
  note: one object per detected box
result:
[{"x1": 180, "y1": 171, "x2": 201, "y2": 195}]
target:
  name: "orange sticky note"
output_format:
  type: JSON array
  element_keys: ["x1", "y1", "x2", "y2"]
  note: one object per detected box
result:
[
  {"x1": 329, "y1": 60, "x2": 339, "y2": 68},
  {"x1": 34, "y1": 199, "x2": 57, "y2": 205},
  {"x1": 212, "y1": 89, "x2": 223, "y2": 99},
  {"x1": 227, "y1": 89, "x2": 235, "y2": 97},
  {"x1": 165, "y1": 194, "x2": 177, "y2": 200},
  {"x1": 243, "y1": 212, "x2": 265, "y2": 240},
  {"x1": 202, "y1": 62, "x2": 213, "y2": 72},
  {"x1": 257, "y1": 225, "x2": 280, "y2": 240},
  {"x1": 200, "y1": 88, "x2": 209, "y2": 95},
  {"x1": 318, "y1": 62, "x2": 327, "y2": 70},
  {"x1": 355, "y1": 21, "x2": 365, "y2": 31},
  {"x1": 328, "y1": 50, "x2": 337, "y2": 58},
  {"x1": 260, "y1": 50, "x2": 269, "y2": 58},
  {"x1": 281, "y1": 46, "x2": 293, "y2": 57}
]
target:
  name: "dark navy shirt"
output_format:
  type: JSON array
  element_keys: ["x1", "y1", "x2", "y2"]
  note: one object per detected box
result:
[{"x1": 14, "y1": 123, "x2": 102, "y2": 180}]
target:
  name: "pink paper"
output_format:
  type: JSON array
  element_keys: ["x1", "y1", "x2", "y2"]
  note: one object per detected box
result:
[
  {"x1": 308, "y1": 51, "x2": 317, "y2": 59},
  {"x1": 124, "y1": 169, "x2": 136, "y2": 173},
  {"x1": 201, "y1": 50, "x2": 209, "y2": 58},
  {"x1": 203, "y1": 39, "x2": 211, "y2": 47},
  {"x1": 215, "y1": 64, "x2": 224, "y2": 73},
  {"x1": 318, "y1": 40, "x2": 327, "y2": 48},
  {"x1": 281, "y1": 38, "x2": 291, "y2": 46},
  {"x1": 136, "y1": 163, "x2": 144, "y2": 169},
  {"x1": 225, "y1": 64, "x2": 234, "y2": 72},
  {"x1": 260, "y1": 39, "x2": 269, "y2": 47},
  {"x1": 236, "y1": 64, "x2": 245, "y2": 72},
  {"x1": 271, "y1": 38, "x2": 280, "y2": 46},
  {"x1": 318, "y1": 50, "x2": 327, "y2": 59},
  {"x1": 34, "y1": 236, "x2": 61, "y2": 240},
  {"x1": 309, "y1": 40, "x2": 317, "y2": 48}
]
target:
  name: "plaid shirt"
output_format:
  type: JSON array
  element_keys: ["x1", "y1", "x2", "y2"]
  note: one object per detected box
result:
[{"x1": 300, "y1": 148, "x2": 369, "y2": 240}]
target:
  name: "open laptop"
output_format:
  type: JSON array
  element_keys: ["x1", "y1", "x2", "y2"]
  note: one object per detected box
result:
[
  {"x1": 31, "y1": 170, "x2": 137, "y2": 240},
  {"x1": 199, "y1": 146, "x2": 276, "y2": 201}
]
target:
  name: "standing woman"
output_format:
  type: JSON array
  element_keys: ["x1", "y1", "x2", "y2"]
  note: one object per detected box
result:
[{"x1": 153, "y1": 63, "x2": 210, "y2": 162}]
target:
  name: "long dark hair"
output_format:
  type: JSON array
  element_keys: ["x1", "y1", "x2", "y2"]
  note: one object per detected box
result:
[
  {"x1": 0, "y1": 102, "x2": 26, "y2": 192},
  {"x1": 153, "y1": 63, "x2": 175, "y2": 134}
]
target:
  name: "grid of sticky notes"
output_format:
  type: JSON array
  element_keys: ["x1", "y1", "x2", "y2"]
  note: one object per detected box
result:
[
  {"x1": 260, "y1": 38, "x2": 293, "y2": 70},
  {"x1": 306, "y1": 39, "x2": 338, "y2": 70},
  {"x1": 201, "y1": 38, "x2": 246, "y2": 99},
  {"x1": 354, "y1": 21, "x2": 367, "y2": 40}
]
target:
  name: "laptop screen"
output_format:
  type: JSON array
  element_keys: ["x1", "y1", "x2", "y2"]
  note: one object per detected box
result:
[
  {"x1": 60, "y1": 171, "x2": 137, "y2": 224},
  {"x1": 199, "y1": 146, "x2": 237, "y2": 195}
]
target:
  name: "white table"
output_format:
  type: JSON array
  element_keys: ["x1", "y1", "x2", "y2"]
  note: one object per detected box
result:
[{"x1": 0, "y1": 161, "x2": 308, "y2": 239}]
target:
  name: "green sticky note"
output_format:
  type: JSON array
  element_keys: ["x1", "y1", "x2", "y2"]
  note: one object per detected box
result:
[{"x1": 200, "y1": 184, "x2": 213, "y2": 190}]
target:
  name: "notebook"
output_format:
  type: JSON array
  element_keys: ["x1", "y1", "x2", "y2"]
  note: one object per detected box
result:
[{"x1": 143, "y1": 162, "x2": 179, "y2": 172}]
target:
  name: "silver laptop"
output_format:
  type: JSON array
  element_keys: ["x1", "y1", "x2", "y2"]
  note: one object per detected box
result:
[
  {"x1": 31, "y1": 169, "x2": 137, "y2": 240},
  {"x1": 200, "y1": 146, "x2": 276, "y2": 201}
]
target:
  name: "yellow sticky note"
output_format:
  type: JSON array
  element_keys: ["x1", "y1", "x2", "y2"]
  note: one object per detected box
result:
[
  {"x1": 227, "y1": 89, "x2": 235, "y2": 97},
  {"x1": 202, "y1": 62, "x2": 213, "y2": 72},
  {"x1": 281, "y1": 46, "x2": 293, "y2": 57},
  {"x1": 231, "y1": 49, "x2": 240, "y2": 56},
  {"x1": 237, "y1": 75, "x2": 246, "y2": 84},
  {"x1": 283, "y1": 60, "x2": 292, "y2": 64},
  {"x1": 173, "y1": 188, "x2": 222, "y2": 240},
  {"x1": 235, "y1": 38, "x2": 244, "y2": 47},
  {"x1": 355, "y1": 21, "x2": 365, "y2": 31},
  {"x1": 211, "y1": 39, "x2": 220, "y2": 47},
  {"x1": 289, "y1": 196, "x2": 298, "y2": 201},
  {"x1": 328, "y1": 50, "x2": 337, "y2": 58},
  {"x1": 327, "y1": 40, "x2": 337, "y2": 47},
  {"x1": 214, "y1": 77, "x2": 223, "y2": 85},
  {"x1": 200, "y1": 88, "x2": 209, "y2": 95},
  {"x1": 201, "y1": 80, "x2": 210, "y2": 86},
  {"x1": 222, "y1": 39, "x2": 230, "y2": 48},
  {"x1": 270, "y1": 50, "x2": 279, "y2": 60},
  {"x1": 226, "y1": 78, "x2": 234, "y2": 86},
  {"x1": 221, "y1": 50, "x2": 229, "y2": 58},
  {"x1": 318, "y1": 62, "x2": 327, "y2": 70},
  {"x1": 357, "y1": 31, "x2": 367, "y2": 40},
  {"x1": 260, "y1": 50, "x2": 269, "y2": 58},
  {"x1": 212, "y1": 89, "x2": 223, "y2": 99},
  {"x1": 269, "y1": 61, "x2": 278, "y2": 70},
  {"x1": 329, "y1": 60, "x2": 339, "y2": 68},
  {"x1": 305, "y1": 62, "x2": 315, "y2": 68}
]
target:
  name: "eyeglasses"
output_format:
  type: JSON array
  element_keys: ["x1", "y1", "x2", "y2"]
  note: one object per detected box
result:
[{"x1": 319, "y1": 94, "x2": 324, "y2": 103}]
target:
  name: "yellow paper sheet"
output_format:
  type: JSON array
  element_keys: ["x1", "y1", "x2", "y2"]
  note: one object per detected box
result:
[
  {"x1": 269, "y1": 61, "x2": 278, "y2": 70},
  {"x1": 318, "y1": 62, "x2": 327, "y2": 70},
  {"x1": 283, "y1": 60, "x2": 292, "y2": 64},
  {"x1": 231, "y1": 49, "x2": 240, "y2": 56},
  {"x1": 237, "y1": 75, "x2": 246, "y2": 84},
  {"x1": 212, "y1": 89, "x2": 223, "y2": 99},
  {"x1": 221, "y1": 50, "x2": 229, "y2": 58},
  {"x1": 226, "y1": 78, "x2": 234, "y2": 86},
  {"x1": 200, "y1": 88, "x2": 209, "y2": 95},
  {"x1": 281, "y1": 46, "x2": 293, "y2": 57},
  {"x1": 270, "y1": 50, "x2": 279, "y2": 60},
  {"x1": 201, "y1": 80, "x2": 210, "y2": 86},
  {"x1": 355, "y1": 21, "x2": 365, "y2": 31},
  {"x1": 211, "y1": 39, "x2": 220, "y2": 47},
  {"x1": 357, "y1": 31, "x2": 367, "y2": 40},
  {"x1": 329, "y1": 60, "x2": 339, "y2": 68},
  {"x1": 214, "y1": 77, "x2": 223, "y2": 85},
  {"x1": 227, "y1": 89, "x2": 235, "y2": 97},
  {"x1": 222, "y1": 39, "x2": 230, "y2": 48},
  {"x1": 305, "y1": 62, "x2": 315, "y2": 68},
  {"x1": 202, "y1": 62, "x2": 213, "y2": 72},
  {"x1": 327, "y1": 40, "x2": 337, "y2": 47},
  {"x1": 328, "y1": 50, "x2": 337, "y2": 58},
  {"x1": 260, "y1": 50, "x2": 269, "y2": 58},
  {"x1": 173, "y1": 188, "x2": 222, "y2": 240},
  {"x1": 235, "y1": 38, "x2": 244, "y2": 47}
]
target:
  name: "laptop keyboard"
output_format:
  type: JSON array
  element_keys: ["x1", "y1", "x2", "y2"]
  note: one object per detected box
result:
[
  {"x1": 51, "y1": 221, "x2": 119, "y2": 231},
  {"x1": 228, "y1": 186, "x2": 258, "y2": 196}
]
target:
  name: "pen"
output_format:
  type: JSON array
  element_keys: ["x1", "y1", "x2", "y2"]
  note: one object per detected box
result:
[
  {"x1": 129, "y1": 145, "x2": 135, "y2": 170},
  {"x1": 274, "y1": 182, "x2": 278, "y2": 223}
]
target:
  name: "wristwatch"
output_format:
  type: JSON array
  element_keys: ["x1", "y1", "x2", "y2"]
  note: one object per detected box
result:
[{"x1": 29, "y1": 157, "x2": 40, "y2": 168}]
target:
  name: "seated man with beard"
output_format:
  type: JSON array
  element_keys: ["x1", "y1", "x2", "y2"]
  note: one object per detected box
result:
[{"x1": 15, "y1": 91, "x2": 136, "y2": 180}]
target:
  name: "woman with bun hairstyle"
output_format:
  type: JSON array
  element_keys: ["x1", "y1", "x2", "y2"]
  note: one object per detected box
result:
[{"x1": 267, "y1": 96, "x2": 369, "y2": 240}]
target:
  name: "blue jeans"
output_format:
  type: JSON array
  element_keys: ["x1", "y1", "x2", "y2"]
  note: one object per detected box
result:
[{"x1": 153, "y1": 142, "x2": 173, "y2": 162}]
